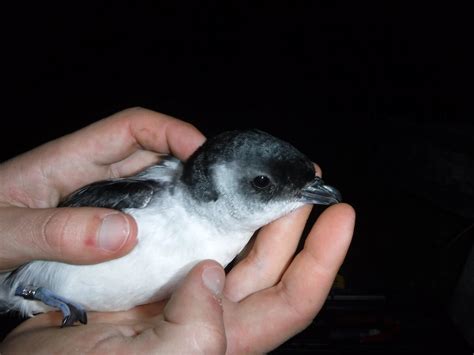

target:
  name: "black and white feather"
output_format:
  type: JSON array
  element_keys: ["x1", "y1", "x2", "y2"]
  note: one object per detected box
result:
[
  {"x1": 0, "y1": 129, "x2": 341, "y2": 320},
  {"x1": 60, "y1": 157, "x2": 181, "y2": 210}
]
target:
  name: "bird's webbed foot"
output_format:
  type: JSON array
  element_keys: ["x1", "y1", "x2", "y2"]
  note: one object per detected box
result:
[{"x1": 15, "y1": 285, "x2": 87, "y2": 327}]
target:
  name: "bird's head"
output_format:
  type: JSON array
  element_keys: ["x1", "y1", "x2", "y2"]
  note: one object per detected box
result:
[{"x1": 181, "y1": 129, "x2": 341, "y2": 231}]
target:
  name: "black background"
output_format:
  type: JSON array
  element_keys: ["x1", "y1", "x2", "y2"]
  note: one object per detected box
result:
[{"x1": 1, "y1": 2, "x2": 473, "y2": 353}]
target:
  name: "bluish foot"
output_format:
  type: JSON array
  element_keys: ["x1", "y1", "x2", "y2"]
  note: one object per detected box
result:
[{"x1": 15, "y1": 285, "x2": 87, "y2": 327}]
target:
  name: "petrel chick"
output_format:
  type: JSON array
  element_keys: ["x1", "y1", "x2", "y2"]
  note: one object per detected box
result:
[{"x1": 0, "y1": 129, "x2": 341, "y2": 327}]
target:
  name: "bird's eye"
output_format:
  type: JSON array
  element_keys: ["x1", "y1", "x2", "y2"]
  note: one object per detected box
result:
[{"x1": 252, "y1": 175, "x2": 271, "y2": 189}]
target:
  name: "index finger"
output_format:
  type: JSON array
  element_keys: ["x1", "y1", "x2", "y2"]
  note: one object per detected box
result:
[{"x1": 68, "y1": 107, "x2": 206, "y2": 165}]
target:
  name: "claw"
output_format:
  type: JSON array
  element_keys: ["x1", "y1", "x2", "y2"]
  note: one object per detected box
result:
[
  {"x1": 15, "y1": 285, "x2": 87, "y2": 327},
  {"x1": 62, "y1": 315, "x2": 72, "y2": 327},
  {"x1": 68, "y1": 302, "x2": 88, "y2": 325}
]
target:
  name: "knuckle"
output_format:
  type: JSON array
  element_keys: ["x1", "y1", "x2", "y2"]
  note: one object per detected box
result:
[
  {"x1": 40, "y1": 209, "x2": 71, "y2": 256},
  {"x1": 278, "y1": 282, "x2": 316, "y2": 329},
  {"x1": 121, "y1": 106, "x2": 149, "y2": 117}
]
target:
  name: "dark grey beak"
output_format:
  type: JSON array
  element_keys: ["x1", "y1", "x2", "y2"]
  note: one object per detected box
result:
[{"x1": 299, "y1": 177, "x2": 342, "y2": 205}]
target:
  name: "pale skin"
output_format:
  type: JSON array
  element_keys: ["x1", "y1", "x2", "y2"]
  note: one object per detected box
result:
[{"x1": 0, "y1": 108, "x2": 355, "y2": 354}]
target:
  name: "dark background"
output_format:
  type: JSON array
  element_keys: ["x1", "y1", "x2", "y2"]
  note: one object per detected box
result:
[{"x1": 1, "y1": 2, "x2": 473, "y2": 353}]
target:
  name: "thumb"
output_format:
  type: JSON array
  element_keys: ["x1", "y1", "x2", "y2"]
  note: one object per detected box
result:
[
  {"x1": 0, "y1": 206, "x2": 137, "y2": 271},
  {"x1": 156, "y1": 260, "x2": 227, "y2": 354}
]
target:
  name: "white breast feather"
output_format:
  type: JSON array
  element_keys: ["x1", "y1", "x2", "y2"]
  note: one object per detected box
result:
[{"x1": 5, "y1": 189, "x2": 253, "y2": 316}]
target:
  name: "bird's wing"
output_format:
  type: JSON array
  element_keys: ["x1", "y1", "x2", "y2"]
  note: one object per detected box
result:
[
  {"x1": 59, "y1": 156, "x2": 182, "y2": 211},
  {"x1": 59, "y1": 179, "x2": 162, "y2": 210}
]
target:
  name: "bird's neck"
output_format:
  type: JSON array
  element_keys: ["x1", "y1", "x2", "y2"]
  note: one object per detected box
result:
[{"x1": 176, "y1": 187, "x2": 255, "y2": 235}]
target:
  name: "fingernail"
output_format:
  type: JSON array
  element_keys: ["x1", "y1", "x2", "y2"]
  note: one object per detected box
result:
[
  {"x1": 98, "y1": 213, "x2": 130, "y2": 252},
  {"x1": 202, "y1": 266, "x2": 225, "y2": 296}
]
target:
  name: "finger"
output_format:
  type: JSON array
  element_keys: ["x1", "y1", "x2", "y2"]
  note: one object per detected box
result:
[
  {"x1": 314, "y1": 163, "x2": 322, "y2": 177},
  {"x1": 56, "y1": 107, "x2": 205, "y2": 197},
  {"x1": 80, "y1": 107, "x2": 204, "y2": 163},
  {"x1": 163, "y1": 260, "x2": 225, "y2": 324},
  {"x1": 126, "y1": 107, "x2": 206, "y2": 161},
  {"x1": 76, "y1": 107, "x2": 205, "y2": 164},
  {"x1": 278, "y1": 203, "x2": 354, "y2": 318},
  {"x1": 0, "y1": 108, "x2": 206, "y2": 204},
  {"x1": 225, "y1": 203, "x2": 355, "y2": 353},
  {"x1": 108, "y1": 149, "x2": 161, "y2": 178},
  {"x1": 140, "y1": 261, "x2": 227, "y2": 354},
  {"x1": 224, "y1": 205, "x2": 313, "y2": 301},
  {"x1": 0, "y1": 206, "x2": 137, "y2": 271}
]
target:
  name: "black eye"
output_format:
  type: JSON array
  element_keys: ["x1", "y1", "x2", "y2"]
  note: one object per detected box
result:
[{"x1": 252, "y1": 175, "x2": 271, "y2": 189}]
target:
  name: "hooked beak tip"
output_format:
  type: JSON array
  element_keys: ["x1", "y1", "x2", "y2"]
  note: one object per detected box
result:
[{"x1": 299, "y1": 178, "x2": 342, "y2": 205}]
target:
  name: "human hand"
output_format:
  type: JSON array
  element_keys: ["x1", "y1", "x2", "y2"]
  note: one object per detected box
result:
[
  {"x1": 2, "y1": 203, "x2": 354, "y2": 354},
  {"x1": 1, "y1": 260, "x2": 228, "y2": 354},
  {"x1": 222, "y1": 202, "x2": 355, "y2": 353},
  {"x1": 0, "y1": 107, "x2": 205, "y2": 271}
]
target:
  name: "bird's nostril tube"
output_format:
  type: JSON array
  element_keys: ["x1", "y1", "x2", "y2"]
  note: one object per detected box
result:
[{"x1": 312, "y1": 176, "x2": 324, "y2": 186}]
